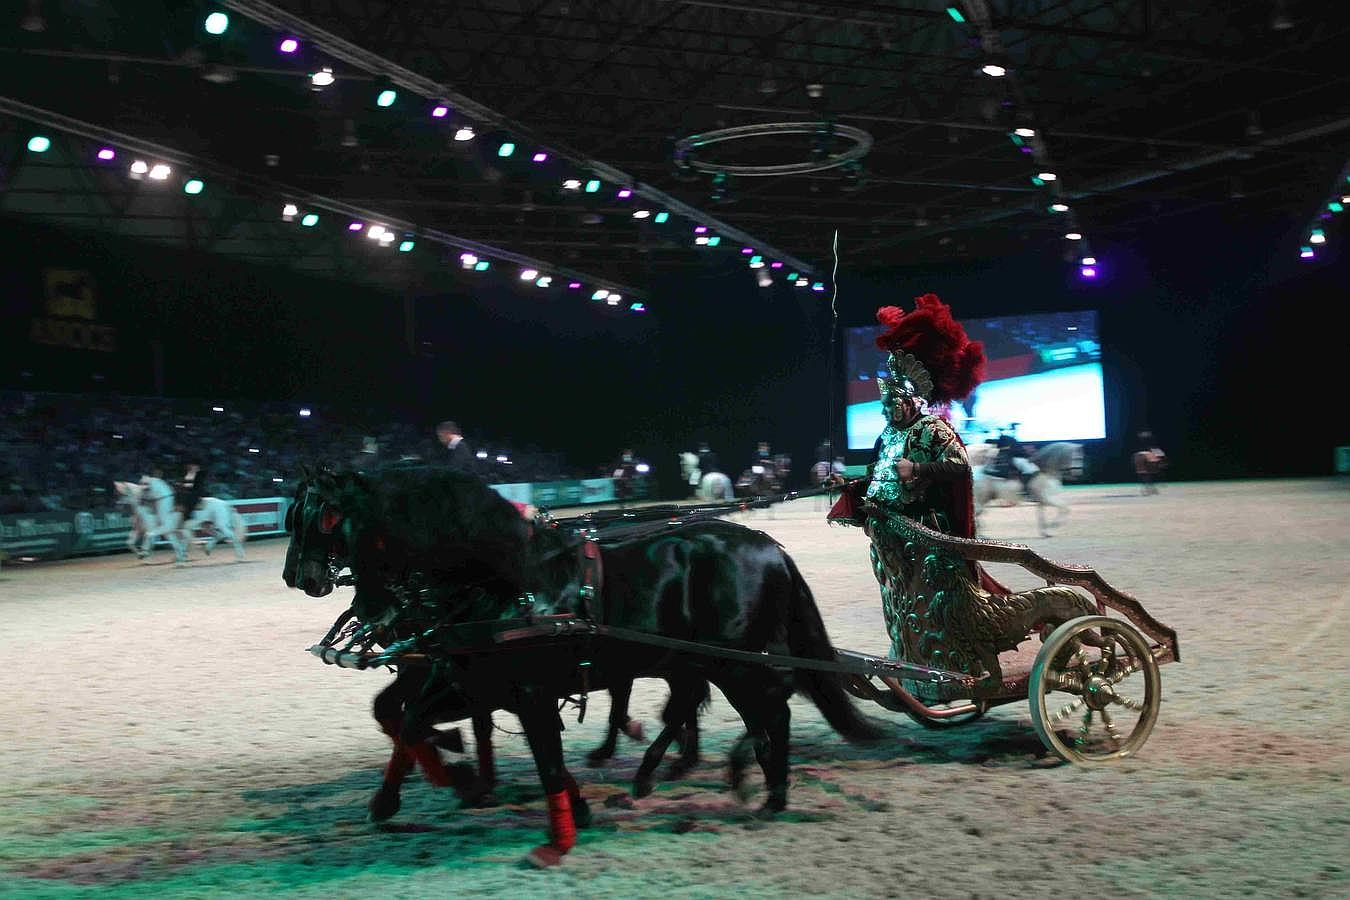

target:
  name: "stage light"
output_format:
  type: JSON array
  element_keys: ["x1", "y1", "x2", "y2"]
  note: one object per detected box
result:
[
  {"x1": 750, "y1": 260, "x2": 764, "y2": 268},
  {"x1": 212, "y1": 406, "x2": 224, "y2": 413},
  {"x1": 630, "y1": 302, "x2": 647, "y2": 313},
  {"x1": 568, "y1": 282, "x2": 582, "y2": 289},
  {"x1": 278, "y1": 37, "x2": 299, "y2": 53},
  {"x1": 1300, "y1": 246, "x2": 1315, "y2": 259},
  {"x1": 1343, "y1": 195, "x2": 1350, "y2": 204},
  {"x1": 476, "y1": 450, "x2": 489, "y2": 459},
  {"x1": 607, "y1": 294, "x2": 622, "y2": 306},
  {"x1": 376, "y1": 88, "x2": 398, "y2": 108},
  {"x1": 460, "y1": 253, "x2": 478, "y2": 268},
  {"x1": 654, "y1": 212, "x2": 669, "y2": 223},
  {"x1": 617, "y1": 188, "x2": 632, "y2": 199},
  {"x1": 562, "y1": 179, "x2": 581, "y2": 191},
  {"x1": 454, "y1": 126, "x2": 475, "y2": 141},
  {"x1": 532, "y1": 151, "x2": 548, "y2": 163},
  {"x1": 694, "y1": 225, "x2": 708, "y2": 234},
  {"x1": 946, "y1": 6, "x2": 966, "y2": 22},
  {"x1": 749, "y1": 255, "x2": 763, "y2": 265},
  {"x1": 695, "y1": 236, "x2": 710, "y2": 245},
  {"x1": 273, "y1": 477, "x2": 284, "y2": 483},
  {"x1": 1038, "y1": 172, "x2": 1057, "y2": 182},
  {"x1": 299, "y1": 408, "x2": 311, "y2": 417},
  {"x1": 1049, "y1": 203, "x2": 1069, "y2": 212},
  {"x1": 592, "y1": 289, "x2": 609, "y2": 300},
  {"x1": 248, "y1": 448, "x2": 259, "y2": 454},
  {"x1": 1081, "y1": 256, "x2": 1096, "y2": 265},
  {"x1": 301, "y1": 213, "x2": 319, "y2": 227},
  {"x1": 812, "y1": 282, "x2": 826, "y2": 292},
  {"x1": 584, "y1": 179, "x2": 600, "y2": 193},
  {"x1": 366, "y1": 224, "x2": 386, "y2": 239},
  {"x1": 757, "y1": 270, "x2": 773, "y2": 288},
  {"x1": 203, "y1": 11, "x2": 229, "y2": 34},
  {"x1": 282, "y1": 202, "x2": 298, "y2": 220},
  {"x1": 97, "y1": 147, "x2": 115, "y2": 161},
  {"x1": 536, "y1": 276, "x2": 552, "y2": 287},
  {"x1": 348, "y1": 221, "x2": 364, "y2": 232},
  {"x1": 1065, "y1": 231, "x2": 1082, "y2": 240},
  {"x1": 707, "y1": 236, "x2": 721, "y2": 246},
  {"x1": 379, "y1": 231, "x2": 395, "y2": 245},
  {"x1": 398, "y1": 240, "x2": 415, "y2": 252},
  {"x1": 26, "y1": 135, "x2": 50, "y2": 153},
  {"x1": 498, "y1": 142, "x2": 515, "y2": 157},
  {"x1": 981, "y1": 64, "x2": 1006, "y2": 77},
  {"x1": 633, "y1": 210, "x2": 650, "y2": 219},
  {"x1": 148, "y1": 164, "x2": 171, "y2": 180},
  {"x1": 310, "y1": 68, "x2": 335, "y2": 88},
  {"x1": 1080, "y1": 266, "x2": 1097, "y2": 279},
  {"x1": 431, "y1": 104, "x2": 449, "y2": 118},
  {"x1": 787, "y1": 272, "x2": 798, "y2": 281},
  {"x1": 183, "y1": 178, "x2": 204, "y2": 195},
  {"x1": 741, "y1": 247, "x2": 754, "y2": 255},
  {"x1": 520, "y1": 268, "x2": 539, "y2": 280},
  {"x1": 129, "y1": 160, "x2": 149, "y2": 181},
  {"x1": 1309, "y1": 230, "x2": 1326, "y2": 244},
  {"x1": 1329, "y1": 202, "x2": 1344, "y2": 213},
  {"x1": 770, "y1": 261, "x2": 783, "y2": 269},
  {"x1": 1014, "y1": 127, "x2": 1036, "y2": 137},
  {"x1": 796, "y1": 278, "x2": 809, "y2": 287},
  {"x1": 474, "y1": 260, "x2": 490, "y2": 271}
]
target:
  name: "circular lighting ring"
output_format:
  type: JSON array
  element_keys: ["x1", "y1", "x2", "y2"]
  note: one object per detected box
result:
[{"x1": 673, "y1": 122, "x2": 873, "y2": 177}]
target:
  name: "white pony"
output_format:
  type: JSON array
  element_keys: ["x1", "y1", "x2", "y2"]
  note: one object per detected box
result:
[
  {"x1": 113, "y1": 480, "x2": 246, "y2": 562},
  {"x1": 679, "y1": 452, "x2": 734, "y2": 502},
  {"x1": 971, "y1": 442, "x2": 1082, "y2": 537}
]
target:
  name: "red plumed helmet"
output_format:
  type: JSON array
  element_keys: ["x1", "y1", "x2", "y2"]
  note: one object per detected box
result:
[{"x1": 874, "y1": 293, "x2": 986, "y2": 403}]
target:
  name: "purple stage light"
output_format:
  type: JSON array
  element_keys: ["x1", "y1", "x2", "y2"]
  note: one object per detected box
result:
[
  {"x1": 694, "y1": 225, "x2": 708, "y2": 234},
  {"x1": 741, "y1": 247, "x2": 753, "y2": 254},
  {"x1": 532, "y1": 152, "x2": 548, "y2": 162},
  {"x1": 278, "y1": 37, "x2": 299, "y2": 53},
  {"x1": 96, "y1": 147, "x2": 115, "y2": 161},
  {"x1": 1080, "y1": 266, "x2": 1097, "y2": 279},
  {"x1": 348, "y1": 221, "x2": 363, "y2": 231},
  {"x1": 431, "y1": 105, "x2": 449, "y2": 118},
  {"x1": 770, "y1": 261, "x2": 783, "y2": 269},
  {"x1": 617, "y1": 188, "x2": 632, "y2": 199},
  {"x1": 568, "y1": 282, "x2": 582, "y2": 289}
]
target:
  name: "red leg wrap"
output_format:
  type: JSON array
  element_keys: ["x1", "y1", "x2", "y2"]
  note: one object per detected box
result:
[
  {"x1": 377, "y1": 718, "x2": 415, "y2": 785},
  {"x1": 545, "y1": 789, "x2": 577, "y2": 852},
  {"x1": 405, "y1": 741, "x2": 453, "y2": 787}
]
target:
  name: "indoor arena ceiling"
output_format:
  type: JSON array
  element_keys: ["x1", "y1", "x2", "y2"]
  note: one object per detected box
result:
[{"x1": 1, "y1": 0, "x2": 1347, "y2": 294}]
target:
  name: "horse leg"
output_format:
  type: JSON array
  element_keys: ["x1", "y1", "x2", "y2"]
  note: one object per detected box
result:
[
  {"x1": 518, "y1": 693, "x2": 579, "y2": 867},
  {"x1": 719, "y1": 673, "x2": 790, "y2": 815},
  {"x1": 452, "y1": 709, "x2": 498, "y2": 808},
  {"x1": 587, "y1": 678, "x2": 642, "y2": 766},
  {"x1": 664, "y1": 675, "x2": 709, "y2": 780},
  {"x1": 369, "y1": 679, "x2": 417, "y2": 822}
]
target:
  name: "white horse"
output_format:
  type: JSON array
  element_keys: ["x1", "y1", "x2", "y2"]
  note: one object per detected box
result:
[
  {"x1": 114, "y1": 480, "x2": 246, "y2": 562},
  {"x1": 183, "y1": 497, "x2": 248, "y2": 560},
  {"x1": 679, "y1": 452, "x2": 734, "y2": 501},
  {"x1": 971, "y1": 442, "x2": 1081, "y2": 537}
]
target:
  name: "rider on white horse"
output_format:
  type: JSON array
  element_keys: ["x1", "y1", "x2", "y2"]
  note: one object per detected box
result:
[{"x1": 137, "y1": 472, "x2": 186, "y2": 561}]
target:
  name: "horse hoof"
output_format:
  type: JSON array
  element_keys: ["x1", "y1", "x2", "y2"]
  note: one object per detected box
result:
[
  {"x1": 754, "y1": 797, "x2": 786, "y2": 819},
  {"x1": 524, "y1": 845, "x2": 567, "y2": 868},
  {"x1": 368, "y1": 785, "x2": 402, "y2": 822},
  {"x1": 632, "y1": 775, "x2": 654, "y2": 799},
  {"x1": 585, "y1": 748, "x2": 613, "y2": 767}
]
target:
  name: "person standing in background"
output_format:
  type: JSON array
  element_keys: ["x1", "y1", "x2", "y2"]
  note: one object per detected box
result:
[{"x1": 436, "y1": 421, "x2": 478, "y2": 475}]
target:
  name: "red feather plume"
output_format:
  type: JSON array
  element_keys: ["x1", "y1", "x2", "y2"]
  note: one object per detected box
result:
[{"x1": 874, "y1": 293, "x2": 986, "y2": 403}]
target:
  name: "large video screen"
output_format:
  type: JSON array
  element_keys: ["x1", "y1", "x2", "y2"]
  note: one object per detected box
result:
[{"x1": 845, "y1": 309, "x2": 1105, "y2": 449}]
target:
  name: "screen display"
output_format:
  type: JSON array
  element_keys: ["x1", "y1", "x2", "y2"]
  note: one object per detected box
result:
[{"x1": 844, "y1": 309, "x2": 1105, "y2": 450}]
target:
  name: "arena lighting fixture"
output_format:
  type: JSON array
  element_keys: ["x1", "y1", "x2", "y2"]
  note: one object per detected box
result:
[
  {"x1": 1080, "y1": 266, "x2": 1097, "y2": 279},
  {"x1": 520, "y1": 268, "x2": 539, "y2": 280},
  {"x1": 348, "y1": 221, "x2": 363, "y2": 231},
  {"x1": 97, "y1": 147, "x2": 115, "y2": 161},
  {"x1": 536, "y1": 276, "x2": 552, "y2": 287},
  {"x1": 796, "y1": 278, "x2": 810, "y2": 287},
  {"x1": 584, "y1": 179, "x2": 600, "y2": 193},
  {"x1": 379, "y1": 231, "x2": 395, "y2": 245},
  {"x1": 562, "y1": 179, "x2": 581, "y2": 190},
  {"x1": 695, "y1": 236, "x2": 710, "y2": 245},
  {"x1": 1343, "y1": 195, "x2": 1350, "y2": 203},
  {"x1": 299, "y1": 407, "x2": 311, "y2": 417},
  {"x1": 474, "y1": 260, "x2": 490, "y2": 271},
  {"x1": 476, "y1": 450, "x2": 489, "y2": 459},
  {"x1": 497, "y1": 142, "x2": 515, "y2": 157},
  {"x1": 431, "y1": 104, "x2": 449, "y2": 118},
  {"x1": 811, "y1": 282, "x2": 826, "y2": 292},
  {"x1": 591, "y1": 289, "x2": 610, "y2": 300},
  {"x1": 301, "y1": 213, "x2": 319, "y2": 227},
  {"x1": 749, "y1": 259, "x2": 765, "y2": 268},
  {"x1": 630, "y1": 302, "x2": 646, "y2": 312},
  {"x1": 742, "y1": 247, "x2": 754, "y2": 254},
  {"x1": 1329, "y1": 202, "x2": 1345, "y2": 213},
  {"x1": 749, "y1": 255, "x2": 763, "y2": 265},
  {"x1": 607, "y1": 295, "x2": 622, "y2": 306},
  {"x1": 756, "y1": 270, "x2": 773, "y2": 288},
  {"x1": 981, "y1": 64, "x2": 1006, "y2": 77},
  {"x1": 635, "y1": 463, "x2": 650, "y2": 473},
  {"x1": 694, "y1": 225, "x2": 708, "y2": 234},
  {"x1": 398, "y1": 240, "x2": 415, "y2": 252},
  {"x1": 278, "y1": 37, "x2": 299, "y2": 53},
  {"x1": 310, "y1": 67, "x2": 335, "y2": 88},
  {"x1": 203, "y1": 11, "x2": 229, "y2": 34},
  {"x1": 654, "y1": 212, "x2": 669, "y2": 223},
  {"x1": 460, "y1": 252, "x2": 478, "y2": 268},
  {"x1": 1081, "y1": 256, "x2": 1096, "y2": 265},
  {"x1": 946, "y1": 6, "x2": 966, "y2": 22},
  {"x1": 26, "y1": 135, "x2": 50, "y2": 153},
  {"x1": 211, "y1": 406, "x2": 224, "y2": 413},
  {"x1": 496, "y1": 455, "x2": 509, "y2": 463},
  {"x1": 1064, "y1": 231, "x2": 1082, "y2": 240},
  {"x1": 366, "y1": 224, "x2": 386, "y2": 239},
  {"x1": 148, "y1": 164, "x2": 171, "y2": 180},
  {"x1": 532, "y1": 152, "x2": 548, "y2": 163},
  {"x1": 282, "y1": 202, "x2": 298, "y2": 220},
  {"x1": 1309, "y1": 230, "x2": 1326, "y2": 244},
  {"x1": 632, "y1": 210, "x2": 651, "y2": 219},
  {"x1": 617, "y1": 188, "x2": 632, "y2": 199},
  {"x1": 248, "y1": 447, "x2": 259, "y2": 454},
  {"x1": 183, "y1": 178, "x2": 204, "y2": 195},
  {"x1": 786, "y1": 271, "x2": 799, "y2": 280},
  {"x1": 454, "y1": 126, "x2": 475, "y2": 141},
  {"x1": 1014, "y1": 127, "x2": 1036, "y2": 138},
  {"x1": 1049, "y1": 203, "x2": 1069, "y2": 212},
  {"x1": 1038, "y1": 172, "x2": 1058, "y2": 182},
  {"x1": 770, "y1": 261, "x2": 783, "y2": 269},
  {"x1": 568, "y1": 282, "x2": 582, "y2": 289},
  {"x1": 1299, "y1": 246, "x2": 1315, "y2": 258},
  {"x1": 272, "y1": 477, "x2": 284, "y2": 483},
  {"x1": 376, "y1": 88, "x2": 398, "y2": 108}
]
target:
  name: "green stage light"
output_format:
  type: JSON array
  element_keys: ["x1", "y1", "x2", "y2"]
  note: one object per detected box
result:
[
  {"x1": 1329, "y1": 202, "x2": 1344, "y2": 213},
  {"x1": 204, "y1": 12, "x2": 229, "y2": 34},
  {"x1": 398, "y1": 240, "x2": 415, "y2": 252},
  {"x1": 654, "y1": 211, "x2": 669, "y2": 223},
  {"x1": 1030, "y1": 176, "x2": 1045, "y2": 186},
  {"x1": 707, "y1": 236, "x2": 721, "y2": 246},
  {"x1": 584, "y1": 179, "x2": 600, "y2": 193},
  {"x1": 376, "y1": 89, "x2": 397, "y2": 107},
  {"x1": 27, "y1": 135, "x2": 50, "y2": 153},
  {"x1": 183, "y1": 179, "x2": 204, "y2": 195},
  {"x1": 474, "y1": 260, "x2": 490, "y2": 271},
  {"x1": 945, "y1": 6, "x2": 966, "y2": 23},
  {"x1": 498, "y1": 142, "x2": 515, "y2": 157},
  {"x1": 301, "y1": 213, "x2": 319, "y2": 227}
]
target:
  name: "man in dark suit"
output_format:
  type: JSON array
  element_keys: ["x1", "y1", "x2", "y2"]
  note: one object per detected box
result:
[{"x1": 436, "y1": 421, "x2": 478, "y2": 475}]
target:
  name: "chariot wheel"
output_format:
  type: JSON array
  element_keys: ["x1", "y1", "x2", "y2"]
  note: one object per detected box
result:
[{"x1": 1029, "y1": 616, "x2": 1161, "y2": 765}]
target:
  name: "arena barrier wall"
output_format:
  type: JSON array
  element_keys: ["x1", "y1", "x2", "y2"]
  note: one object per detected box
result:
[{"x1": 489, "y1": 478, "x2": 617, "y2": 507}]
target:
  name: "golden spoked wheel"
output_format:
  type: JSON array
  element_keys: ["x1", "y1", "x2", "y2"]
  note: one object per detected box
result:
[{"x1": 1029, "y1": 616, "x2": 1161, "y2": 765}]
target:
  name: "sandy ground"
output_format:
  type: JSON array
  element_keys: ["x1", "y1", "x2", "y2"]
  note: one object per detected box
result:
[{"x1": 2, "y1": 479, "x2": 1348, "y2": 899}]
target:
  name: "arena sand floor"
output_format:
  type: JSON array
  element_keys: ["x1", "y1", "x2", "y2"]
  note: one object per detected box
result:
[{"x1": 2, "y1": 479, "x2": 1347, "y2": 899}]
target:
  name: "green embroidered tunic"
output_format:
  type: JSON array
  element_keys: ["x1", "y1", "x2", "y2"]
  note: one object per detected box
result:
[{"x1": 865, "y1": 414, "x2": 969, "y2": 534}]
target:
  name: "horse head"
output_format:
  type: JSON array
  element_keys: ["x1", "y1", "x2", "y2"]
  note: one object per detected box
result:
[{"x1": 282, "y1": 464, "x2": 356, "y2": 597}]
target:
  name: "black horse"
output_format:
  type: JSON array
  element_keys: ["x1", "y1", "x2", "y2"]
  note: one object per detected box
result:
[
  {"x1": 282, "y1": 469, "x2": 688, "y2": 822},
  {"x1": 292, "y1": 466, "x2": 880, "y2": 865}
]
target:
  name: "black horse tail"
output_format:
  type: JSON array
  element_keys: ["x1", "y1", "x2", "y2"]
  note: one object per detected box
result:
[{"x1": 782, "y1": 555, "x2": 886, "y2": 743}]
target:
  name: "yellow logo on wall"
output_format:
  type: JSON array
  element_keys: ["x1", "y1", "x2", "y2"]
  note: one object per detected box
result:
[{"x1": 29, "y1": 269, "x2": 117, "y2": 352}]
